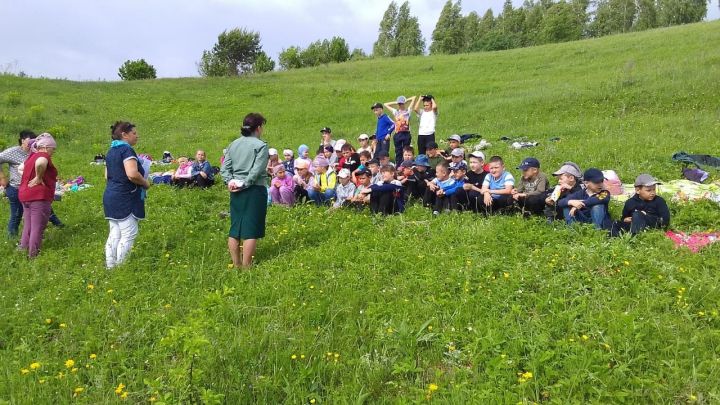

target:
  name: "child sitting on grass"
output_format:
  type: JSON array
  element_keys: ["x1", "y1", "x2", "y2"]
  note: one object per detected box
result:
[
  {"x1": 308, "y1": 156, "x2": 337, "y2": 205},
  {"x1": 562, "y1": 168, "x2": 611, "y2": 230},
  {"x1": 293, "y1": 160, "x2": 313, "y2": 203},
  {"x1": 338, "y1": 143, "x2": 361, "y2": 172},
  {"x1": 282, "y1": 149, "x2": 295, "y2": 175},
  {"x1": 368, "y1": 164, "x2": 404, "y2": 215},
  {"x1": 349, "y1": 169, "x2": 372, "y2": 209},
  {"x1": 545, "y1": 162, "x2": 583, "y2": 222},
  {"x1": 405, "y1": 154, "x2": 432, "y2": 201},
  {"x1": 171, "y1": 156, "x2": 194, "y2": 187},
  {"x1": 480, "y1": 155, "x2": 515, "y2": 214},
  {"x1": 512, "y1": 157, "x2": 549, "y2": 216},
  {"x1": 611, "y1": 174, "x2": 670, "y2": 236},
  {"x1": 456, "y1": 151, "x2": 488, "y2": 212},
  {"x1": 270, "y1": 165, "x2": 295, "y2": 206},
  {"x1": 333, "y1": 168, "x2": 356, "y2": 208},
  {"x1": 423, "y1": 162, "x2": 455, "y2": 214}
]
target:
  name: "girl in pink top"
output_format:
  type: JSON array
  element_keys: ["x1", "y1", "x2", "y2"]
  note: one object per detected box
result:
[{"x1": 269, "y1": 165, "x2": 295, "y2": 206}]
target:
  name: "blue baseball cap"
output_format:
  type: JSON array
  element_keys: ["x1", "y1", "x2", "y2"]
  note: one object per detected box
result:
[
  {"x1": 518, "y1": 157, "x2": 540, "y2": 170},
  {"x1": 414, "y1": 154, "x2": 431, "y2": 167}
]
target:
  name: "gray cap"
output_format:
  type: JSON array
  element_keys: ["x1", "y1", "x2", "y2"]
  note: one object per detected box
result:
[
  {"x1": 634, "y1": 174, "x2": 662, "y2": 187},
  {"x1": 396, "y1": 95, "x2": 406, "y2": 104},
  {"x1": 469, "y1": 151, "x2": 485, "y2": 160},
  {"x1": 447, "y1": 134, "x2": 462, "y2": 143},
  {"x1": 553, "y1": 164, "x2": 582, "y2": 178},
  {"x1": 451, "y1": 148, "x2": 465, "y2": 157}
]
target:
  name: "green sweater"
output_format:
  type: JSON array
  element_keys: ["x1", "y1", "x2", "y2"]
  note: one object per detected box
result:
[{"x1": 220, "y1": 136, "x2": 269, "y2": 187}]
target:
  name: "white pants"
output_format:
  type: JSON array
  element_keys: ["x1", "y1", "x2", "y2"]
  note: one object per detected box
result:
[{"x1": 105, "y1": 216, "x2": 139, "y2": 269}]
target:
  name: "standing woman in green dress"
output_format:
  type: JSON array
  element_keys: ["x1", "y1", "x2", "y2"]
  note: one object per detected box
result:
[{"x1": 220, "y1": 113, "x2": 269, "y2": 268}]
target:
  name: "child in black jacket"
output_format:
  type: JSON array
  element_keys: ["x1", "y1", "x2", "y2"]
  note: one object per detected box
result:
[{"x1": 612, "y1": 174, "x2": 670, "y2": 236}]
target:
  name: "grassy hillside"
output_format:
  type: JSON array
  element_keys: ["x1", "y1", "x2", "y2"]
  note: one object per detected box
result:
[{"x1": 1, "y1": 21, "x2": 719, "y2": 403}]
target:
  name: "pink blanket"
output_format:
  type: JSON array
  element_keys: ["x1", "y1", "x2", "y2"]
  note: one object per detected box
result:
[{"x1": 665, "y1": 230, "x2": 720, "y2": 253}]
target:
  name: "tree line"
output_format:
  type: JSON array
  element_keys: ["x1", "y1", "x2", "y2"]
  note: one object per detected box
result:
[{"x1": 117, "y1": 0, "x2": 710, "y2": 80}]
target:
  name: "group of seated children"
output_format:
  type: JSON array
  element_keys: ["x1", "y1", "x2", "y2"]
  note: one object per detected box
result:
[
  {"x1": 150, "y1": 150, "x2": 216, "y2": 188},
  {"x1": 265, "y1": 135, "x2": 670, "y2": 237}
]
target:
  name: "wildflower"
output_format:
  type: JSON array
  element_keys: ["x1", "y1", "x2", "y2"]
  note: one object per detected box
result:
[
  {"x1": 89, "y1": 354, "x2": 97, "y2": 360},
  {"x1": 428, "y1": 383, "x2": 439, "y2": 392},
  {"x1": 165, "y1": 253, "x2": 170, "y2": 258},
  {"x1": 582, "y1": 335, "x2": 589, "y2": 341},
  {"x1": 300, "y1": 354, "x2": 305, "y2": 359},
  {"x1": 74, "y1": 387, "x2": 84, "y2": 395},
  {"x1": 65, "y1": 359, "x2": 75, "y2": 369},
  {"x1": 120, "y1": 391, "x2": 128, "y2": 399},
  {"x1": 624, "y1": 261, "x2": 630, "y2": 266},
  {"x1": 39, "y1": 379, "x2": 46, "y2": 384},
  {"x1": 150, "y1": 397, "x2": 157, "y2": 403},
  {"x1": 115, "y1": 383, "x2": 126, "y2": 395},
  {"x1": 45, "y1": 318, "x2": 52, "y2": 324},
  {"x1": 87, "y1": 284, "x2": 94, "y2": 290},
  {"x1": 59, "y1": 323, "x2": 67, "y2": 328},
  {"x1": 227, "y1": 264, "x2": 233, "y2": 269},
  {"x1": 107, "y1": 289, "x2": 113, "y2": 293},
  {"x1": 30, "y1": 362, "x2": 41, "y2": 370},
  {"x1": 21, "y1": 368, "x2": 30, "y2": 375},
  {"x1": 71, "y1": 367, "x2": 78, "y2": 373},
  {"x1": 428, "y1": 325, "x2": 433, "y2": 331},
  {"x1": 310, "y1": 399, "x2": 316, "y2": 404},
  {"x1": 164, "y1": 304, "x2": 172, "y2": 309},
  {"x1": 503, "y1": 272, "x2": 510, "y2": 279},
  {"x1": 291, "y1": 354, "x2": 297, "y2": 360},
  {"x1": 689, "y1": 394, "x2": 697, "y2": 402}
]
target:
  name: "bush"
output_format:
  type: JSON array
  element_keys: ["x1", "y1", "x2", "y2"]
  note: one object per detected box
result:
[
  {"x1": 6, "y1": 91, "x2": 21, "y2": 106},
  {"x1": 118, "y1": 59, "x2": 157, "y2": 81},
  {"x1": 28, "y1": 105, "x2": 45, "y2": 122}
]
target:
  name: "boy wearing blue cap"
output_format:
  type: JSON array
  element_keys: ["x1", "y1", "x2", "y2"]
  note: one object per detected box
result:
[
  {"x1": 384, "y1": 95, "x2": 416, "y2": 166},
  {"x1": 512, "y1": 157, "x2": 549, "y2": 216},
  {"x1": 406, "y1": 155, "x2": 433, "y2": 200},
  {"x1": 562, "y1": 168, "x2": 611, "y2": 229}
]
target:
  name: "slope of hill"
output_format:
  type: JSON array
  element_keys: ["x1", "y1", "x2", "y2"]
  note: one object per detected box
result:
[{"x1": 0, "y1": 21, "x2": 719, "y2": 403}]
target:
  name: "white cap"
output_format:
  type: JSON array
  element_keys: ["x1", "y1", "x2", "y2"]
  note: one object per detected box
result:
[
  {"x1": 268, "y1": 148, "x2": 278, "y2": 156},
  {"x1": 334, "y1": 139, "x2": 347, "y2": 151},
  {"x1": 338, "y1": 168, "x2": 351, "y2": 178},
  {"x1": 469, "y1": 151, "x2": 485, "y2": 160},
  {"x1": 358, "y1": 133, "x2": 369, "y2": 140},
  {"x1": 283, "y1": 149, "x2": 293, "y2": 157}
]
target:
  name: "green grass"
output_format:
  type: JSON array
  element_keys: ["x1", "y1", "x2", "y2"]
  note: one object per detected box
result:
[{"x1": 1, "y1": 21, "x2": 720, "y2": 404}]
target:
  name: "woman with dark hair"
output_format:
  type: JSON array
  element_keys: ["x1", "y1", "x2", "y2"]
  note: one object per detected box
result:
[
  {"x1": 18, "y1": 133, "x2": 58, "y2": 258},
  {"x1": 0, "y1": 130, "x2": 38, "y2": 237},
  {"x1": 220, "y1": 113, "x2": 269, "y2": 268},
  {"x1": 103, "y1": 121, "x2": 151, "y2": 269}
]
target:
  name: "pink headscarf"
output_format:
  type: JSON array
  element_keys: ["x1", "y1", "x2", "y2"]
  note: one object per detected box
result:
[{"x1": 31, "y1": 133, "x2": 57, "y2": 152}]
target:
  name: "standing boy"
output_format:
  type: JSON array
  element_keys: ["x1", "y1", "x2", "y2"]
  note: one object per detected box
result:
[
  {"x1": 372, "y1": 103, "x2": 394, "y2": 158},
  {"x1": 384, "y1": 96, "x2": 416, "y2": 166},
  {"x1": 414, "y1": 94, "x2": 438, "y2": 155}
]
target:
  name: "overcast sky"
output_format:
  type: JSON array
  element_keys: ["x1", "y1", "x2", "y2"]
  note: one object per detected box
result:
[{"x1": 1, "y1": 0, "x2": 718, "y2": 81}]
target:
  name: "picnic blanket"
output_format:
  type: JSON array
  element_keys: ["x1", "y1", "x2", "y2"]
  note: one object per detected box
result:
[
  {"x1": 611, "y1": 179, "x2": 720, "y2": 204},
  {"x1": 666, "y1": 230, "x2": 720, "y2": 253}
]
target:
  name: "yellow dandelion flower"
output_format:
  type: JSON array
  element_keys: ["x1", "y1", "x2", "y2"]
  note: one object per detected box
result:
[
  {"x1": 689, "y1": 394, "x2": 697, "y2": 402},
  {"x1": 89, "y1": 354, "x2": 97, "y2": 360},
  {"x1": 428, "y1": 383, "x2": 439, "y2": 392},
  {"x1": 21, "y1": 368, "x2": 30, "y2": 375},
  {"x1": 428, "y1": 325, "x2": 433, "y2": 331},
  {"x1": 387, "y1": 327, "x2": 393, "y2": 334},
  {"x1": 310, "y1": 399, "x2": 316, "y2": 404},
  {"x1": 503, "y1": 272, "x2": 510, "y2": 278},
  {"x1": 448, "y1": 345, "x2": 456, "y2": 351},
  {"x1": 334, "y1": 353, "x2": 340, "y2": 358},
  {"x1": 45, "y1": 318, "x2": 52, "y2": 324},
  {"x1": 107, "y1": 289, "x2": 113, "y2": 293},
  {"x1": 623, "y1": 261, "x2": 630, "y2": 266},
  {"x1": 65, "y1": 359, "x2": 75, "y2": 368},
  {"x1": 227, "y1": 263, "x2": 233, "y2": 269},
  {"x1": 59, "y1": 323, "x2": 67, "y2": 328},
  {"x1": 87, "y1": 284, "x2": 94, "y2": 290},
  {"x1": 522, "y1": 371, "x2": 533, "y2": 379},
  {"x1": 71, "y1": 367, "x2": 78, "y2": 373},
  {"x1": 164, "y1": 304, "x2": 172, "y2": 309},
  {"x1": 39, "y1": 379, "x2": 46, "y2": 384},
  {"x1": 300, "y1": 354, "x2": 305, "y2": 359},
  {"x1": 74, "y1": 387, "x2": 84, "y2": 394},
  {"x1": 150, "y1": 397, "x2": 157, "y2": 403},
  {"x1": 582, "y1": 335, "x2": 589, "y2": 341},
  {"x1": 115, "y1": 383, "x2": 126, "y2": 395},
  {"x1": 120, "y1": 391, "x2": 128, "y2": 399},
  {"x1": 164, "y1": 253, "x2": 170, "y2": 258},
  {"x1": 30, "y1": 362, "x2": 41, "y2": 370},
  {"x1": 291, "y1": 354, "x2": 297, "y2": 360}
]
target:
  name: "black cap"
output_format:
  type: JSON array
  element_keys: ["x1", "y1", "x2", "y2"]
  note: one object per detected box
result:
[
  {"x1": 427, "y1": 141, "x2": 439, "y2": 149},
  {"x1": 584, "y1": 168, "x2": 605, "y2": 183},
  {"x1": 400, "y1": 160, "x2": 414, "y2": 168},
  {"x1": 320, "y1": 127, "x2": 331, "y2": 133},
  {"x1": 356, "y1": 168, "x2": 371, "y2": 177},
  {"x1": 370, "y1": 102, "x2": 383, "y2": 110},
  {"x1": 323, "y1": 145, "x2": 334, "y2": 152}
]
